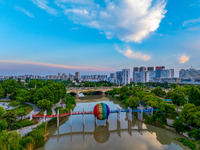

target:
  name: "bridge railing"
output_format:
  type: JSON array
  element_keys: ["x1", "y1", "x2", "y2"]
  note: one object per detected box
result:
[{"x1": 32, "y1": 108, "x2": 158, "y2": 118}]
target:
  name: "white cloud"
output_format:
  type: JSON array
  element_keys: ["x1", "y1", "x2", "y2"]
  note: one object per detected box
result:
[
  {"x1": 15, "y1": 6, "x2": 35, "y2": 18},
  {"x1": 54, "y1": 0, "x2": 167, "y2": 43},
  {"x1": 183, "y1": 17, "x2": 200, "y2": 27},
  {"x1": 116, "y1": 47, "x2": 151, "y2": 61},
  {"x1": 178, "y1": 55, "x2": 190, "y2": 64},
  {"x1": 31, "y1": 0, "x2": 58, "y2": 15}
]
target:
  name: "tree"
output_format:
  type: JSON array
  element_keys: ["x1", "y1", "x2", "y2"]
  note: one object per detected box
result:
[
  {"x1": 0, "y1": 130, "x2": 21, "y2": 150},
  {"x1": 188, "y1": 129, "x2": 200, "y2": 140},
  {"x1": 28, "y1": 79, "x2": 43, "y2": 89},
  {"x1": 20, "y1": 136, "x2": 34, "y2": 150},
  {"x1": 172, "y1": 119, "x2": 185, "y2": 133},
  {"x1": 193, "y1": 111, "x2": 200, "y2": 127},
  {"x1": 2, "y1": 79, "x2": 20, "y2": 95},
  {"x1": 151, "y1": 87, "x2": 166, "y2": 97},
  {"x1": 0, "y1": 106, "x2": 6, "y2": 118},
  {"x1": 0, "y1": 84, "x2": 5, "y2": 98},
  {"x1": 188, "y1": 87, "x2": 200, "y2": 106},
  {"x1": 33, "y1": 86, "x2": 54, "y2": 103},
  {"x1": 0, "y1": 120, "x2": 8, "y2": 132},
  {"x1": 165, "y1": 91, "x2": 175, "y2": 99},
  {"x1": 15, "y1": 89, "x2": 31, "y2": 104},
  {"x1": 2, "y1": 111, "x2": 17, "y2": 129},
  {"x1": 125, "y1": 97, "x2": 139, "y2": 108},
  {"x1": 37, "y1": 99, "x2": 53, "y2": 110},
  {"x1": 179, "y1": 103, "x2": 198, "y2": 126},
  {"x1": 172, "y1": 93, "x2": 187, "y2": 106},
  {"x1": 47, "y1": 82, "x2": 66, "y2": 103},
  {"x1": 170, "y1": 83, "x2": 178, "y2": 89},
  {"x1": 17, "y1": 108, "x2": 26, "y2": 120}
]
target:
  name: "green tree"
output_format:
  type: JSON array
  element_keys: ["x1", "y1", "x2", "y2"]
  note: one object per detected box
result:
[
  {"x1": 0, "y1": 120, "x2": 8, "y2": 132},
  {"x1": 188, "y1": 129, "x2": 200, "y2": 140},
  {"x1": 29, "y1": 129, "x2": 45, "y2": 148},
  {"x1": 15, "y1": 89, "x2": 31, "y2": 104},
  {"x1": 0, "y1": 130, "x2": 21, "y2": 150},
  {"x1": 0, "y1": 84, "x2": 5, "y2": 98},
  {"x1": 151, "y1": 87, "x2": 166, "y2": 97},
  {"x1": 172, "y1": 93, "x2": 187, "y2": 106},
  {"x1": 2, "y1": 111, "x2": 17, "y2": 129},
  {"x1": 165, "y1": 91, "x2": 175, "y2": 99},
  {"x1": 0, "y1": 106, "x2": 6, "y2": 118},
  {"x1": 179, "y1": 103, "x2": 198, "y2": 126},
  {"x1": 33, "y1": 86, "x2": 54, "y2": 103},
  {"x1": 170, "y1": 83, "x2": 178, "y2": 89},
  {"x1": 2, "y1": 79, "x2": 20, "y2": 95},
  {"x1": 188, "y1": 87, "x2": 200, "y2": 106},
  {"x1": 172, "y1": 119, "x2": 185, "y2": 133},
  {"x1": 17, "y1": 108, "x2": 26, "y2": 120},
  {"x1": 28, "y1": 79, "x2": 43, "y2": 89},
  {"x1": 20, "y1": 136, "x2": 34, "y2": 150},
  {"x1": 125, "y1": 97, "x2": 139, "y2": 108},
  {"x1": 37, "y1": 99, "x2": 53, "y2": 110},
  {"x1": 193, "y1": 111, "x2": 200, "y2": 127}
]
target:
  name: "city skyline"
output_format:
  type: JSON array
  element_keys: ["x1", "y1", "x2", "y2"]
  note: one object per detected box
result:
[{"x1": 1, "y1": 0, "x2": 200, "y2": 76}]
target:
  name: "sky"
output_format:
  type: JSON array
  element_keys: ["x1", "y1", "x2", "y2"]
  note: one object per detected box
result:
[{"x1": 0, "y1": 0, "x2": 200, "y2": 77}]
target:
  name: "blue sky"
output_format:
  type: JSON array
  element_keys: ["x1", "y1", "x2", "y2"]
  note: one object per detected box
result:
[{"x1": 0, "y1": 0, "x2": 200, "y2": 76}]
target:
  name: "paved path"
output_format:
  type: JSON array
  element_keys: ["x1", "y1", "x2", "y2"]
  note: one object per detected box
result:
[
  {"x1": 17, "y1": 103, "x2": 41, "y2": 121},
  {"x1": 17, "y1": 100, "x2": 62, "y2": 136}
]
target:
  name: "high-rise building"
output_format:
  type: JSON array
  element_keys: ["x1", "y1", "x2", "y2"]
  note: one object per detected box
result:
[
  {"x1": 179, "y1": 68, "x2": 200, "y2": 78},
  {"x1": 58, "y1": 73, "x2": 61, "y2": 79},
  {"x1": 139, "y1": 67, "x2": 146, "y2": 72},
  {"x1": 108, "y1": 73, "x2": 116, "y2": 83},
  {"x1": 75, "y1": 72, "x2": 80, "y2": 80},
  {"x1": 141, "y1": 71, "x2": 149, "y2": 83},
  {"x1": 133, "y1": 71, "x2": 141, "y2": 83},
  {"x1": 116, "y1": 69, "x2": 130, "y2": 85},
  {"x1": 133, "y1": 67, "x2": 139, "y2": 72},
  {"x1": 147, "y1": 67, "x2": 154, "y2": 71},
  {"x1": 122, "y1": 69, "x2": 130, "y2": 85}
]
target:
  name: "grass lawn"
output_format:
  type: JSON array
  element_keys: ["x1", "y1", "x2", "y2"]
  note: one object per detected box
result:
[{"x1": 10, "y1": 103, "x2": 33, "y2": 115}]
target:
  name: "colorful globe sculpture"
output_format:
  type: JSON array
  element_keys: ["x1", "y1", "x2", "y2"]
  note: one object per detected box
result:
[{"x1": 93, "y1": 103, "x2": 110, "y2": 120}]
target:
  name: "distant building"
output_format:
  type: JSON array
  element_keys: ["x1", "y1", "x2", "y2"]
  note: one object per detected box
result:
[
  {"x1": 116, "y1": 69, "x2": 130, "y2": 85},
  {"x1": 147, "y1": 67, "x2": 154, "y2": 71},
  {"x1": 75, "y1": 72, "x2": 80, "y2": 80},
  {"x1": 139, "y1": 67, "x2": 146, "y2": 72},
  {"x1": 179, "y1": 68, "x2": 200, "y2": 78},
  {"x1": 133, "y1": 67, "x2": 139, "y2": 72},
  {"x1": 108, "y1": 73, "x2": 116, "y2": 83}
]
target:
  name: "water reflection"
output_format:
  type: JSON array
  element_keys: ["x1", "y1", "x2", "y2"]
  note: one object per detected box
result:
[
  {"x1": 94, "y1": 124, "x2": 110, "y2": 143},
  {"x1": 38, "y1": 99, "x2": 190, "y2": 150}
]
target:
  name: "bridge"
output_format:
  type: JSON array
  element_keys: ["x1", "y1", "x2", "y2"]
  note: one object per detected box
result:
[
  {"x1": 31, "y1": 106, "x2": 158, "y2": 127},
  {"x1": 66, "y1": 87, "x2": 119, "y2": 96}
]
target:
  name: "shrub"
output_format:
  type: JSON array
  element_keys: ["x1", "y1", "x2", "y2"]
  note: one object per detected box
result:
[{"x1": 9, "y1": 101, "x2": 20, "y2": 107}]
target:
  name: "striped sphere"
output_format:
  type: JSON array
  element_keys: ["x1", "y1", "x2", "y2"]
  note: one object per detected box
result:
[{"x1": 94, "y1": 103, "x2": 110, "y2": 120}]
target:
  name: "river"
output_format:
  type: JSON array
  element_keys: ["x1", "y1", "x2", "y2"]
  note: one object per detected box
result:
[{"x1": 37, "y1": 96, "x2": 190, "y2": 150}]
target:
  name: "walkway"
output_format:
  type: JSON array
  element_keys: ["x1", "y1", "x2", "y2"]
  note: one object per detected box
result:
[{"x1": 17, "y1": 100, "x2": 62, "y2": 136}]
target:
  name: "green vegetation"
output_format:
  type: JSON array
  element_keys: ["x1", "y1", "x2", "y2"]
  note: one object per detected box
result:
[
  {"x1": 107, "y1": 84, "x2": 200, "y2": 149},
  {"x1": 176, "y1": 138, "x2": 196, "y2": 150},
  {"x1": 0, "y1": 79, "x2": 71, "y2": 149}
]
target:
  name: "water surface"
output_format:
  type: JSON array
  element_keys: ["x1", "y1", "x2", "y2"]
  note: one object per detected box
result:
[{"x1": 38, "y1": 96, "x2": 189, "y2": 150}]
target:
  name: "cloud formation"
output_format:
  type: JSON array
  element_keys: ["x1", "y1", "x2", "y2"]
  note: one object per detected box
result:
[
  {"x1": 183, "y1": 17, "x2": 200, "y2": 27},
  {"x1": 33, "y1": 0, "x2": 167, "y2": 43},
  {"x1": 178, "y1": 55, "x2": 190, "y2": 64},
  {"x1": 0, "y1": 60, "x2": 110, "y2": 71},
  {"x1": 116, "y1": 47, "x2": 151, "y2": 61},
  {"x1": 31, "y1": 0, "x2": 58, "y2": 15},
  {"x1": 15, "y1": 6, "x2": 35, "y2": 18}
]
